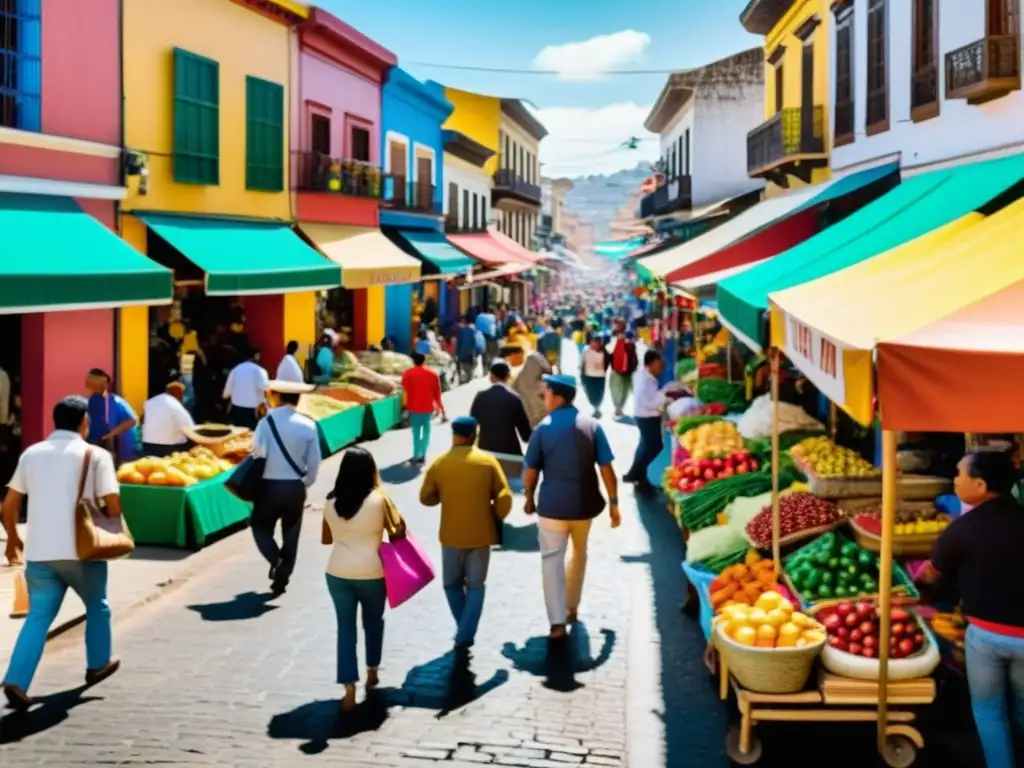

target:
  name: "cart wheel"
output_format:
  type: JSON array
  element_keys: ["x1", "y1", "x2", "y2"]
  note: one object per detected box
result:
[
  {"x1": 725, "y1": 725, "x2": 762, "y2": 765},
  {"x1": 882, "y1": 735, "x2": 917, "y2": 768}
]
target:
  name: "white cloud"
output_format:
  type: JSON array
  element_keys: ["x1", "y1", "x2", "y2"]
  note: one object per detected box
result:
[
  {"x1": 532, "y1": 30, "x2": 651, "y2": 81},
  {"x1": 530, "y1": 102, "x2": 660, "y2": 177}
]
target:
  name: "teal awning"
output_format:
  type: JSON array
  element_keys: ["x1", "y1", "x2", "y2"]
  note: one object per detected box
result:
[
  {"x1": 137, "y1": 213, "x2": 340, "y2": 295},
  {"x1": 389, "y1": 228, "x2": 474, "y2": 275},
  {"x1": 0, "y1": 193, "x2": 172, "y2": 313}
]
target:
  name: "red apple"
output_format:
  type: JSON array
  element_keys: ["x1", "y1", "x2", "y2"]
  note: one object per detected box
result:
[
  {"x1": 823, "y1": 614, "x2": 842, "y2": 632},
  {"x1": 850, "y1": 629, "x2": 864, "y2": 643},
  {"x1": 862, "y1": 646, "x2": 876, "y2": 658},
  {"x1": 837, "y1": 627, "x2": 850, "y2": 640},
  {"x1": 829, "y1": 636, "x2": 848, "y2": 651},
  {"x1": 703, "y1": 469, "x2": 716, "y2": 481},
  {"x1": 849, "y1": 642, "x2": 863, "y2": 656},
  {"x1": 898, "y1": 638, "x2": 916, "y2": 656},
  {"x1": 862, "y1": 635, "x2": 877, "y2": 648},
  {"x1": 835, "y1": 602, "x2": 853, "y2": 618},
  {"x1": 845, "y1": 612, "x2": 860, "y2": 628},
  {"x1": 859, "y1": 621, "x2": 875, "y2": 636},
  {"x1": 856, "y1": 602, "x2": 875, "y2": 619},
  {"x1": 891, "y1": 622, "x2": 906, "y2": 638}
]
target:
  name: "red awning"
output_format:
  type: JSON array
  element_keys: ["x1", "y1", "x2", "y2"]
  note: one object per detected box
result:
[
  {"x1": 486, "y1": 228, "x2": 543, "y2": 263},
  {"x1": 447, "y1": 229, "x2": 534, "y2": 266}
]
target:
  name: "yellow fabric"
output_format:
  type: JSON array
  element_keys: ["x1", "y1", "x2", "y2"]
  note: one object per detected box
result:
[
  {"x1": 299, "y1": 223, "x2": 421, "y2": 289},
  {"x1": 770, "y1": 200, "x2": 1024, "y2": 421},
  {"x1": 419, "y1": 446, "x2": 513, "y2": 548}
]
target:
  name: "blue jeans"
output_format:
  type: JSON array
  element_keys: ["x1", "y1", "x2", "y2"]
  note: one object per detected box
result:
[
  {"x1": 326, "y1": 574, "x2": 386, "y2": 685},
  {"x1": 966, "y1": 624, "x2": 1024, "y2": 768},
  {"x1": 4, "y1": 561, "x2": 112, "y2": 692},
  {"x1": 627, "y1": 416, "x2": 663, "y2": 484},
  {"x1": 409, "y1": 412, "x2": 431, "y2": 460},
  {"x1": 442, "y1": 546, "x2": 490, "y2": 646}
]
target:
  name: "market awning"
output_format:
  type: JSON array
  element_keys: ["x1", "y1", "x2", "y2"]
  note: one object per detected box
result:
[
  {"x1": 877, "y1": 280, "x2": 1024, "y2": 433},
  {"x1": 386, "y1": 228, "x2": 474, "y2": 276},
  {"x1": 447, "y1": 229, "x2": 532, "y2": 266},
  {"x1": 594, "y1": 237, "x2": 645, "y2": 259},
  {"x1": 138, "y1": 213, "x2": 339, "y2": 295},
  {"x1": 673, "y1": 257, "x2": 773, "y2": 293},
  {"x1": 487, "y1": 228, "x2": 543, "y2": 263},
  {"x1": 645, "y1": 163, "x2": 898, "y2": 282},
  {"x1": 718, "y1": 151, "x2": 1024, "y2": 351},
  {"x1": 0, "y1": 193, "x2": 173, "y2": 313},
  {"x1": 624, "y1": 237, "x2": 679, "y2": 262},
  {"x1": 298, "y1": 224, "x2": 420, "y2": 288}
]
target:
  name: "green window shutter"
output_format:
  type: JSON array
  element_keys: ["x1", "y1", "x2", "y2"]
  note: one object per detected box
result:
[
  {"x1": 245, "y1": 76, "x2": 285, "y2": 192},
  {"x1": 172, "y1": 48, "x2": 220, "y2": 185}
]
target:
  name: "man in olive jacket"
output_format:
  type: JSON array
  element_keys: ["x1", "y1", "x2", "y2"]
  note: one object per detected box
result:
[{"x1": 420, "y1": 416, "x2": 513, "y2": 653}]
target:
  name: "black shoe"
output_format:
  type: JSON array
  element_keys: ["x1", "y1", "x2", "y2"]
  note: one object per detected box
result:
[
  {"x1": 622, "y1": 473, "x2": 639, "y2": 484},
  {"x1": 85, "y1": 658, "x2": 121, "y2": 687},
  {"x1": 3, "y1": 684, "x2": 33, "y2": 711}
]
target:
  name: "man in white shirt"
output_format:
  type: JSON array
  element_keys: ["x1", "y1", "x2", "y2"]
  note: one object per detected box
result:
[
  {"x1": 275, "y1": 340, "x2": 304, "y2": 383},
  {"x1": 223, "y1": 348, "x2": 269, "y2": 429},
  {"x1": 141, "y1": 381, "x2": 195, "y2": 457},
  {"x1": 624, "y1": 350, "x2": 679, "y2": 495},
  {"x1": 1, "y1": 395, "x2": 122, "y2": 710}
]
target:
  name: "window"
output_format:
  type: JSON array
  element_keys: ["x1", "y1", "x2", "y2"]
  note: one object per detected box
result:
[
  {"x1": 173, "y1": 48, "x2": 220, "y2": 185},
  {"x1": 477, "y1": 196, "x2": 486, "y2": 229},
  {"x1": 774, "y1": 62, "x2": 784, "y2": 113},
  {"x1": 463, "y1": 189, "x2": 471, "y2": 228},
  {"x1": 245, "y1": 76, "x2": 284, "y2": 192},
  {"x1": 676, "y1": 135, "x2": 685, "y2": 176},
  {"x1": 447, "y1": 182, "x2": 459, "y2": 225},
  {"x1": 684, "y1": 129, "x2": 691, "y2": 174},
  {"x1": 310, "y1": 113, "x2": 331, "y2": 155},
  {"x1": 834, "y1": 5, "x2": 854, "y2": 144},
  {"x1": 350, "y1": 126, "x2": 371, "y2": 162},
  {"x1": 988, "y1": 0, "x2": 1017, "y2": 36},
  {"x1": 0, "y1": 0, "x2": 41, "y2": 131},
  {"x1": 866, "y1": 0, "x2": 888, "y2": 132},
  {"x1": 910, "y1": 0, "x2": 939, "y2": 120}
]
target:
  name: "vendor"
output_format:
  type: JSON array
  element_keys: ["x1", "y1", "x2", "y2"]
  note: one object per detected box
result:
[
  {"x1": 85, "y1": 368, "x2": 138, "y2": 464},
  {"x1": 141, "y1": 380, "x2": 194, "y2": 458},
  {"x1": 921, "y1": 450, "x2": 1024, "y2": 768},
  {"x1": 311, "y1": 332, "x2": 335, "y2": 386}
]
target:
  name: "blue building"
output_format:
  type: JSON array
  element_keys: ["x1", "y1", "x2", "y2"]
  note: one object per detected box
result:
[{"x1": 380, "y1": 67, "x2": 473, "y2": 353}]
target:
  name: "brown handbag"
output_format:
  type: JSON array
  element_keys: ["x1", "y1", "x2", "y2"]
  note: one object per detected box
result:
[{"x1": 75, "y1": 449, "x2": 136, "y2": 561}]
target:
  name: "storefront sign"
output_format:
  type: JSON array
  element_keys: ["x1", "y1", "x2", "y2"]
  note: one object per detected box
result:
[{"x1": 783, "y1": 314, "x2": 846, "y2": 405}]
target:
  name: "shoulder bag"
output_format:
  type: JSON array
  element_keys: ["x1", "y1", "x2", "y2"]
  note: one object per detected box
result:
[
  {"x1": 76, "y1": 449, "x2": 135, "y2": 561},
  {"x1": 378, "y1": 493, "x2": 434, "y2": 608},
  {"x1": 225, "y1": 414, "x2": 296, "y2": 503}
]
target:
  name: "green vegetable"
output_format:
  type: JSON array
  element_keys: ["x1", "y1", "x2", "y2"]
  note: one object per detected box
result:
[
  {"x1": 696, "y1": 379, "x2": 747, "y2": 413},
  {"x1": 677, "y1": 472, "x2": 773, "y2": 532},
  {"x1": 675, "y1": 414, "x2": 725, "y2": 435},
  {"x1": 699, "y1": 549, "x2": 747, "y2": 574},
  {"x1": 675, "y1": 357, "x2": 696, "y2": 381}
]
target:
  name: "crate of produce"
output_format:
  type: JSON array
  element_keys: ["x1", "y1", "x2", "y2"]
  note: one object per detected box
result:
[
  {"x1": 743, "y1": 492, "x2": 846, "y2": 550},
  {"x1": 845, "y1": 500, "x2": 951, "y2": 557},
  {"x1": 788, "y1": 436, "x2": 881, "y2": 498},
  {"x1": 782, "y1": 531, "x2": 919, "y2": 608}
]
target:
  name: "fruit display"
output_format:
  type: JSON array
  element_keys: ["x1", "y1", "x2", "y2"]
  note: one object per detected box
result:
[
  {"x1": 785, "y1": 532, "x2": 882, "y2": 602},
  {"x1": 850, "y1": 505, "x2": 950, "y2": 537},
  {"x1": 695, "y1": 378, "x2": 747, "y2": 413},
  {"x1": 297, "y1": 393, "x2": 361, "y2": 420},
  {"x1": 709, "y1": 551, "x2": 780, "y2": 610},
  {"x1": 789, "y1": 436, "x2": 880, "y2": 478},
  {"x1": 117, "y1": 447, "x2": 234, "y2": 486},
  {"x1": 674, "y1": 414, "x2": 725, "y2": 437},
  {"x1": 715, "y1": 589, "x2": 827, "y2": 649},
  {"x1": 668, "y1": 450, "x2": 759, "y2": 495},
  {"x1": 677, "y1": 473, "x2": 774, "y2": 531},
  {"x1": 819, "y1": 601, "x2": 927, "y2": 660},
  {"x1": 930, "y1": 609, "x2": 967, "y2": 645},
  {"x1": 745, "y1": 492, "x2": 842, "y2": 548},
  {"x1": 215, "y1": 432, "x2": 253, "y2": 463},
  {"x1": 680, "y1": 420, "x2": 744, "y2": 459}
]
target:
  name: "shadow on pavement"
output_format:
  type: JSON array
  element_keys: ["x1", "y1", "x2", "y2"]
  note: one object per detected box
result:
[
  {"x1": 496, "y1": 521, "x2": 539, "y2": 552},
  {"x1": 378, "y1": 462, "x2": 423, "y2": 485},
  {"x1": 186, "y1": 591, "x2": 278, "y2": 621},
  {"x1": 267, "y1": 695, "x2": 388, "y2": 754},
  {"x1": 501, "y1": 624, "x2": 615, "y2": 692},
  {"x1": 0, "y1": 686, "x2": 101, "y2": 744}
]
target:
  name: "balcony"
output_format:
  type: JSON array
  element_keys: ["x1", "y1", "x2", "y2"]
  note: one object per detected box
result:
[
  {"x1": 945, "y1": 34, "x2": 1021, "y2": 105},
  {"x1": 491, "y1": 169, "x2": 542, "y2": 208},
  {"x1": 291, "y1": 151, "x2": 382, "y2": 198},
  {"x1": 747, "y1": 106, "x2": 827, "y2": 185},
  {"x1": 911, "y1": 64, "x2": 940, "y2": 120},
  {"x1": 381, "y1": 176, "x2": 441, "y2": 215},
  {"x1": 639, "y1": 176, "x2": 693, "y2": 219},
  {"x1": 444, "y1": 216, "x2": 487, "y2": 235}
]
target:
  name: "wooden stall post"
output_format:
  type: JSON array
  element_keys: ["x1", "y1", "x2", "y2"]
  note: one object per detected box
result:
[
  {"x1": 876, "y1": 429, "x2": 899, "y2": 752},
  {"x1": 829, "y1": 402, "x2": 838, "y2": 441},
  {"x1": 770, "y1": 347, "x2": 782, "y2": 575},
  {"x1": 727, "y1": 340, "x2": 733, "y2": 382}
]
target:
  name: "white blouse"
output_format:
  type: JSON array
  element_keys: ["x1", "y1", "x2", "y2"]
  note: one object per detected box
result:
[
  {"x1": 324, "y1": 490, "x2": 386, "y2": 580},
  {"x1": 582, "y1": 347, "x2": 607, "y2": 378}
]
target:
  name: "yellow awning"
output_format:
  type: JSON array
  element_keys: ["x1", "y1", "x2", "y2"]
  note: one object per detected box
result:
[
  {"x1": 298, "y1": 224, "x2": 421, "y2": 289},
  {"x1": 768, "y1": 197, "x2": 1024, "y2": 424}
]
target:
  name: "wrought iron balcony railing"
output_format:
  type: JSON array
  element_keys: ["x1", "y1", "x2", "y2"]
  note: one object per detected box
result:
[
  {"x1": 381, "y1": 176, "x2": 441, "y2": 214},
  {"x1": 747, "y1": 106, "x2": 826, "y2": 177},
  {"x1": 639, "y1": 175, "x2": 693, "y2": 218},
  {"x1": 945, "y1": 34, "x2": 1021, "y2": 104},
  {"x1": 291, "y1": 151, "x2": 382, "y2": 198},
  {"x1": 492, "y1": 169, "x2": 542, "y2": 203}
]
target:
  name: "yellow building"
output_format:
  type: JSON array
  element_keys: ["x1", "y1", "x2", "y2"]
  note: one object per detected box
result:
[
  {"x1": 742, "y1": 0, "x2": 832, "y2": 193},
  {"x1": 119, "y1": 0, "x2": 337, "y2": 413},
  {"x1": 441, "y1": 87, "x2": 502, "y2": 176}
]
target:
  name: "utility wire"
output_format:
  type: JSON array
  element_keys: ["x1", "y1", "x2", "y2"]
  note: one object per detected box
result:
[{"x1": 407, "y1": 61, "x2": 700, "y2": 76}]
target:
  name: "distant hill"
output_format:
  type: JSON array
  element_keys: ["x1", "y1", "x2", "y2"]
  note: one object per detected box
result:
[{"x1": 564, "y1": 164, "x2": 650, "y2": 241}]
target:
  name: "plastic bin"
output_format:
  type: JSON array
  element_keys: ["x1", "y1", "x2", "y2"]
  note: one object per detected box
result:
[{"x1": 682, "y1": 561, "x2": 717, "y2": 640}]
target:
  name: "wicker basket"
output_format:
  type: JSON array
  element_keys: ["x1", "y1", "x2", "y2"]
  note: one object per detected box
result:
[{"x1": 714, "y1": 623, "x2": 825, "y2": 694}]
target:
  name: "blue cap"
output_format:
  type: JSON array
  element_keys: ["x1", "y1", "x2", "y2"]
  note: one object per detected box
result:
[
  {"x1": 451, "y1": 415, "x2": 478, "y2": 438},
  {"x1": 543, "y1": 374, "x2": 577, "y2": 392}
]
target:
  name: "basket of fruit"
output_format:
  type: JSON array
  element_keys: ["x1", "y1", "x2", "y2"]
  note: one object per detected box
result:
[
  {"x1": 713, "y1": 590, "x2": 828, "y2": 693},
  {"x1": 783, "y1": 531, "x2": 919, "y2": 607},
  {"x1": 845, "y1": 500, "x2": 951, "y2": 557},
  {"x1": 680, "y1": 420, "x2": 745, "y2": 460},
  {"x1": 788, "y1": 436, "x2": 882, "y2": 498},
  {"x1": 744, "y1": 492, "x2": 845, "y2": 550},
  {"x1": 669, "y1": 450, "x2": 760, "y2": 496},
  {"x1": 814, "y1": 600, "x2": 941, "y2": 680}
]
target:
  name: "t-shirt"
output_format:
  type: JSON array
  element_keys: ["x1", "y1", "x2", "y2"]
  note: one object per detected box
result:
[
  {"x1": 324, "y1": 491, "x2": 386, "y2": 580},
  {"x1": 141, "y1": 393, "x2": 194, "y2": 446},
  {"x1": 8, "y1": 431, "x2": 120, "y2": 561},
  {"x1": 931, "y1": 495, "x2": 1024, "y2": 628},
  {"x1": 87, "y1": 392, "x2": 138, "y2": 460},
  {"x1": 401, "y1": 365, "x2": 442, "y2": 415}
]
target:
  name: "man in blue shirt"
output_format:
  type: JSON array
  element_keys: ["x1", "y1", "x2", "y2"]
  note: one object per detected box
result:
[
  {"x1": 455, "y1": 317, "x2": 478, "y2": 384},
  {"x1": 523, "y1": 374, "x2": 620, "y2": 641},
  {"x1": 85, "y1": 369, "x2": 138, "y2": 464},
  {"x1": 474, "y1": 308, "x2": 498, "y2": 370}
]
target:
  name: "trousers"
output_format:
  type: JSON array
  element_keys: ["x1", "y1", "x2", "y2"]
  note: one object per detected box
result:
[
  {"x1": 251, "y1": 479, "x2": 306, "y2": 586},
  {"x1": 627, "y1": 416, "x2": 663, "y2": 485},
  {"x1": 538, "y1": 518, "x2": 593, "y2": 626},
  {"x1": 325, "y1": 575, "x2": 386, "y2": 685},
  {"x1": 442, "y1": 546, "x2": 491, "y2": 646},
  {"x1": 966, "y1": 623, "x2": 1024, "y2": 768},
  {"x1": 409, "y1": 412, "x2": 432, "y2": 460},
  {"x1": 4, "y1": 561, "x2": 112, "y2": 692}
]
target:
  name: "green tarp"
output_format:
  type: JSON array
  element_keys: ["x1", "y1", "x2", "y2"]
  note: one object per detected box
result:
[
  {"x1": 0, "y1": 193, "x2": 173, "y2": 312},
  {"x1": 717, "y1": 152, "x2": 1024, "y2": 348},
  {"x1": 316, "y1": 405, "x2": 366, "y2": 456},
  {"x1": 361, "y1": 395, "x2": 402, "y2": 441},
  {"x1": 137, "y1": 212, "x2": 341, "y2": 295},
  {"x1": 393, "y1": 229, "x2": 474, "y2": 274},
  {"x1": 120, "y1": 469, "x2": 251, "y2": 548}
]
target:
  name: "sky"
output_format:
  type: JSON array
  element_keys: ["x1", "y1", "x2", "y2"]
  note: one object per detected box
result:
[{"x1": 318, "y1": 0, "x2": 761, "y2": 177}]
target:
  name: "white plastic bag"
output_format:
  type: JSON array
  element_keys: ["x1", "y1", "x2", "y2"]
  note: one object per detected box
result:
[{"x1": 736, "y1": 394, "x2": 825, "y2": 439}]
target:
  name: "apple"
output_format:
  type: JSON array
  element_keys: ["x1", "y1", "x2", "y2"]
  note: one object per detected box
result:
[
  {"x1": 720, "y1": 467, "x2": 735, "y2": 478},
  {"x1": 849, "y1": 629, "x2": 864, "y2": 643},
  {"x1": 736, "y1": 463, "x2": 749, "y2": 474},
  {"x1": 898, "y1": 638, "x2": 916, "y2": 656},
  {"x1": 711, "y1": 458, "x2": 724, "y2": 470},
  {"x1": 856, "y1": 602, "x2": 875, "y2": 620},
  {"x1": 862, "y1": 635, "x2": 877, "y2": 649},
  {"x1": 835, "y1": 602, "x2": 853, "y2": 618},
  {"x1": 862, "y1": 646, "x2": 876, "y2": 658},
  {"x1": 912, "y1": 632, "x2": 925, "y2": 648},
  {"x1": 891, "y1": 622, "x2": 906, "y2": 638},
  {"x1": 837, "y1": 627, "x2": 850, "y2": 639},
  {"x1": 703, "y1": 469, "x2": 716, "y2": 481},
  {"x1": 848, "y1": 642, "x2": 863, "y2": 656},
  {"x1": 845, "y1": 612, "x2": 860, "y2": 628},
  {"x1": 859, "y1": 621, "x2": 875, "y2": 636},
  {"x1": 829, "y1": 636, "x2": 849, "y2": 651},
  {"x1": 823, "y1": 614, "x2": 842, "y2": 632}
]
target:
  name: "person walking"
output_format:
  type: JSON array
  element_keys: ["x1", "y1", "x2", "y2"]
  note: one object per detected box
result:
[
  {"x1": 474, "y1": 307, "x2": 499, "y2": 371},
  {"x1": 222, "y1": 348, "x2": 269, "y2": 429},
  {"x1": 250, "y1": 380, "x2": 322, "y2": 595},
  {"x1": 537, "y1": 321, "x2": 563, "y2": 373},
  {"x1": 470, "y1": 360, "x2": 532, "y2": 458},
  {"x1": 275, "y1": 340, "x2": 305, "y2": 383},
  {"x1": 522, "y1": 375, "x2": 620, "y2": 641},
  {"x1": 624, "y1": 350, "x2": 679, "y2": 495},
  {"x1": 580, "y1": 334, "x2": 611, "y2": 419},
  {"x1": 2, "y1": 396, "x2": 122, "y2": 710},
  {"x1": 322, "y1": 447, "x2": 392, "y2": 713},
  {"x1": 455, "y1": 316, "x2": 478, "y2": 384},
  {"x1": 401, "y1": 352, "x2": 445, "y2": 464},
  {"x1": 609, "y1": 329, "x2": 639, "y2": 418},
  {"x1": 85, "y1": 369, "x2": 138, "y2": 464},
  {"x1": 141, "y1": 379, "x2": 194, "y2": 458},
  {"x1": 420, "y1": 416, "x2": 513, "y2": 654}
]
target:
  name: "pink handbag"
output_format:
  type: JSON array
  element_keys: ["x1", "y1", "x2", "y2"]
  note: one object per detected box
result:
[{"x1": 379, "y1": 495, "x2": 434, "y2": 608}]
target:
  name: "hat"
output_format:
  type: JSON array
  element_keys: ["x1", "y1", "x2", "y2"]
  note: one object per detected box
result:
[
  {"x1": 265, "y1": 380, "x2": 316, "y2": 394},
  {"x1": 543, "y1": 374, "x2": 577, "y2": 392},
  {"x1": 451, "y1": 415, "x2": 478, "y2": 438},
  {"x1": 490, "y1": 359, "x2": 511, "y2": 378},
  {"x1": 182, "y1": 423, "x2": 248, "y2": 445}
]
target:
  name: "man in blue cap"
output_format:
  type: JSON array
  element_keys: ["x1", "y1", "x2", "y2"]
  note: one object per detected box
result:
[
  {"x1": 420, "y1": 415, "x2": 513, "y2": 655},
  {"x1": 523, "y1": 374, "x2": 620, "y2": 642}
]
